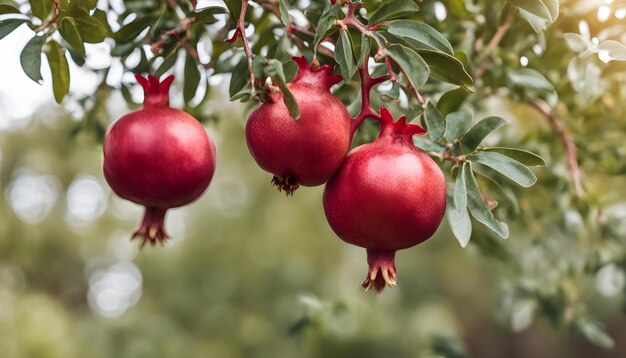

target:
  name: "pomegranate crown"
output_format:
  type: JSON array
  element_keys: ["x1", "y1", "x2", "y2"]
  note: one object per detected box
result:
[
  {"x1": 135, "y1": 74, "x2": 175, "y2": 107},
  {"x1": 378, "y1": 107, "x2": 427, "y2": 141},
  {"x1": 291, "y1": 56, "x2": 343, "y2": 91}
]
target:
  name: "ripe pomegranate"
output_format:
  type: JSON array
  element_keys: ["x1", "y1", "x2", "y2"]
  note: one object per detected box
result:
[
  {"x1": 245, "y1": 56, "x2": 351, "y2": 195},
  {"x1": 323, "y1": 108, "x2": 446, "y2": 292},
  {"x1": 103, "y1": 74, "x2": 216, "y2": 247}
]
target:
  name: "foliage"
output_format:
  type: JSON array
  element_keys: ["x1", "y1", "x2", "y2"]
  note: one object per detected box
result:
[{"x1": 1, "y1": 0, "x2": 626, "y2": 356}]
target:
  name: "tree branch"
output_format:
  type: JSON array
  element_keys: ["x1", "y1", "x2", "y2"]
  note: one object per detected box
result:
[
  {"x1": 227, "y1": 0, "x2": 255, "y2": 89},
  {"x1": 350, "y1": 59, "x2": 389, "y2": 136},
  {"x1": 475, "y1": 13, "x2": 514, "y2": 78},
  {"x1": 528, "y1": 100, "x2": 585, "y2": 198}
]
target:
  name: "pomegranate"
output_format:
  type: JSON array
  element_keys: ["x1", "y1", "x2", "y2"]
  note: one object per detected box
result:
[
  {"x1": 323, "y1": 108, "x2": 446, "y2": 292},
  {"x1": 245, "y1": 56, "x2": 351, "y2": 195},
  {"x1": 103, "y1": 74, "x2": 216, "y2": 246}
]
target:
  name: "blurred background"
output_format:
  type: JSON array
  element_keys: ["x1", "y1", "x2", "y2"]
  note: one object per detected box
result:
[{"x1": 2, "y1": 0, "x2": 626, "y2": 357}]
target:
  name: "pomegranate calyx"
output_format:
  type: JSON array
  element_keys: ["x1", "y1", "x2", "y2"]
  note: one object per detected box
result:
[
  {"x1": 362, "y1": 249, "x2": 397, "y2": 292},
  {"x1": 291, "y1": 56, "x2": 342, "y2": 91},
  {"x1": 271, "y1": 175, "x2": 300, "y2": 196},
  {"x1": 378, "y1": 107, "x2": 427, "y2": 142},
  {"x1": 135, "y1": 74, "x2": 175, "y2": 107},
  {"x1": 131, "y1": 207, "x2": 171, "y2": 247}
]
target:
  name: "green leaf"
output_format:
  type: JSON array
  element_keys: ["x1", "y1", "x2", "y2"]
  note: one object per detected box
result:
[
  {"x1": 460, "y1": 116, "x2": 508, "y2": 153},
  {"x1": 59, "y1": 17, "x2": 84, "y2": 55},
  {"x1": 114, "y1": 17, "x2": 152, "y2": 43},
  {"x1": 72, "y1": 9, "x2": 107, "y2": 43},
  {"x1": 312, "y1": 4, "x2": 340, "y2": 53},
  {"x1": 0, "y1": 18, "x2": 28, "y2": 40},
  {"x1": 386, "y1": 44, "x2": 429, "y2": 90},
  {"x1": 423, "y1": 101, "x2": 445, "y2": 142},
  {"x1": 438, "y1": 87, "x2": 469, "y2": 117},
  {"x1": 387, "y1": 20, "x2": 453, "y2": 55},
  {"x1": 447, "y1": 162, "x2": 472, "y2": 247},
  {"x1": 465, "y1": 163, "x2": 509, "y2": 239},
  {"x1": 266, "y1": 60, "x2": 300, "y2": 120},
  {"x1": 575, "y1": 318, "x2": 615, "y2": 349},
  {"x1": 335, "y1": 29, "x2": 356, "y2": 83},
  {"x1": 67, "y1": 47, "x2": 85, "y2": 66},
  {"x1": 507, "y1": 68, "x2": 554, "y2": 92},
  {"x1": 45, "y1": 40, "x2": 70, "y2": 104},
  {"x1": 20, "y1": 35, "x2": 46, "y2": 83},
  {"x1": 0, "y1": 3, "x2": 20, "y2": 14},
  {"x1": 563, "y1": 33, "x2": 592, "y2": 53},
  {"x1": 154, "y1": 50, "x2": 178, "y2": 77},
  {"x1": 223, "y1": 0, "x2": 242, "y2": 23},
  {"x1": 192, "y1": 6, "x2": 227, "y2": 24},
  {"x1": 278, "y1": 0, "x2": 290, "y2": 26},
  {"x1": 283, "y1": 59, "x2": 298, "y2": 82},
  {"x1": 444, "y1": 111, "x2": 473, "y2": 142},
  {"x1": 29, "y1": 0, "x2": 53, "y2": 20},
  {"x1": 183, "y1": 52, "x2": 200, "y2": 103},
  {"x1": 405, "y1": 105, "x2": 423, "y2": 122},
  {"x1": 417, "y1": 49, "x2": 473, "y2": 87},
  {"x1": 508, "y1": 0, "x2": 559, "y2": 33},
  {"x1": 367, "y1": 0, "x2": 419, "y2": 25},
  {"x1": 481, "y1": 147, "x2": 545, "y2": 166},
  {"x1": 467, "y1": 151, "x2": 537, "y2": 187},
  {"x1": 357, "y1": 35, "x2": 370, "y2": 68},
  {"x1": 229, "y1": 59, "x2": 249, "y2": 98},
  {"x1": 413, "y1": 136, "x2": 445, "y2": 153}
]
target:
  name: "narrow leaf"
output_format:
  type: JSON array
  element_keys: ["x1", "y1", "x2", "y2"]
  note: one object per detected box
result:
[
  {"x1": 278, "y1": 0, "x2": 290, "y2": 26},
  {"x1": 0, "y1": 4, "x2": 20, "y2": 14},
  {"x1": 192, "y1": 6, "x2": 228, "y2": 24},
  {"x1": 423, "y1": 101, "x2": 445, "y2": 142},
  {"x1": 223, "y1": 0, "x2": 242, "y2": 23},
  {"x1": 73, "y1": 9, "x2": 107, "y2": 43},
  {"x1": 387, "y1": 20, "x2": 453, "y2": 55},
  {"x1": 312, "y1": 4, "x2": 340, "y2": 52},
  {"x1": 465, "y1": 163, "x2": 509, "y2": 238},
  {"x1": 444, "y1": 111, "x2": 473, "y2": 142},
  {"x1": 0, "y1": 18, "x2": 28, "y2": 40},
  {"x1": 481, "y1": 147, "x2": 545, "y2": 166},
  {"x1": 20, "y1": 35, "x2": 46, "y2": 83},
  {"x1": 183, "y1": 52, "x2": 200, "y2": 103},
  {"x1": 29, "y1": 0, "x2": 52, "y2": 20},
  {"x1": 114, "y1": 17, "x2": 152, "y2": 43},
  {"x1": 45, "y1": 40, "x2": 70, "y2": 103},
  {"x1": 468, "y1": 151, "x2": 537, "y2": 187},
  {"x1": 266, "y1": 60, "x2": 300, "y2": 120},
  {"x1": 508, "y1": 0, "x2": 559, "y2": 32},
  {"x1": 417, "y1": 49, "x2": 473, "y2": 87},
  {"x1": 59, "y1": 17, "x2": 84, "y2": 55},
  {"x1": 447, "y1": 163, "x2": 472, "y2": 247},
  {"x1": 507, "y1": 68, "x2": 554, "y2": 92},
  {"x1": 357, "y1": 35, "x2": 370, "y2": 67},
  {"x1": 367, "y1": 0, "x2": 419, "y2": 25},
  {"x1": 335, "y1": 29, "x2": 356, "y2": 82},
  {"x1": 438, "y1": 87, "x2": 469, "y2": 117},
  {"x1": 386, "y1": 44, "x2": 429, "y2": 89},
  {"x1": 460, "y1": 116, "x2": 508, "y2": 153}
]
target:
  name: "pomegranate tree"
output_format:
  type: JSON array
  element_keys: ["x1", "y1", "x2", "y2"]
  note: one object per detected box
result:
[
  {"x1": 103, "y1": 74, "x2": 216, "y2": 247},
  {"x1": 245, "y1": 56, "x2": 351, "y2": 195},
  {"x1": 323, "y1": 108, "x2": 447, "y2": 292}
]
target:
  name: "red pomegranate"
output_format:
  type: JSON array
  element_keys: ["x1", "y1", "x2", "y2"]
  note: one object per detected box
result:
[
  {"x1": 323, "y1": 108, "x2": 446, "y2": 292},
  {"x1": 103, "y1": 74, "x2": 216, "y2": 246},
  {"x1": 245, "y1": 56, "x2": 351, "y2": 195}
]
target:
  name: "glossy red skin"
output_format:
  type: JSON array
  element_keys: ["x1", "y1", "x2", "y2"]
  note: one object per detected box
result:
[
  {"x1": 323, "y1": 121, "x2": 447, "y2": 251},
  {"x1": 103, "y1": 106, "x2": 216, "y2": 209},
  {"x1": 245, "y1": 57, "x2": 351, "y2": 187},
  {"x1": 246, "y1": 85, "x2": 350, "y2": 186}
]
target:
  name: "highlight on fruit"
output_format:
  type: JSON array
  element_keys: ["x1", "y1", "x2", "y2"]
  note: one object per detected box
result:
[{"x1": 102, "y1": 74, "x2": 216, "y2": 247}]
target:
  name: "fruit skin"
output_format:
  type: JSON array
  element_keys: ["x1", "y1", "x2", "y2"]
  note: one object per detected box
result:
[
  {"x1": 323, "y1": 108, "x2": 446, "y2": 292},
  {"x1": 103, "y1": 74, "x2": 216, "y2": 246},
  {"x1": 245, "y1": 56, "x2": 351, "y2": 195}
]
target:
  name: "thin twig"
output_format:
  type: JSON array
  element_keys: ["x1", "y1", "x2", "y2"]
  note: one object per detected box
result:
[
  {"x1": 528, "y1": 100, "x2": 585, "y2": 198},
  {"x1": 227, "y1": 0, "x2": 255, "y2": 89},
  {"x1": 475, "y1": 13, "x2": 514, "y2": 78}
]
